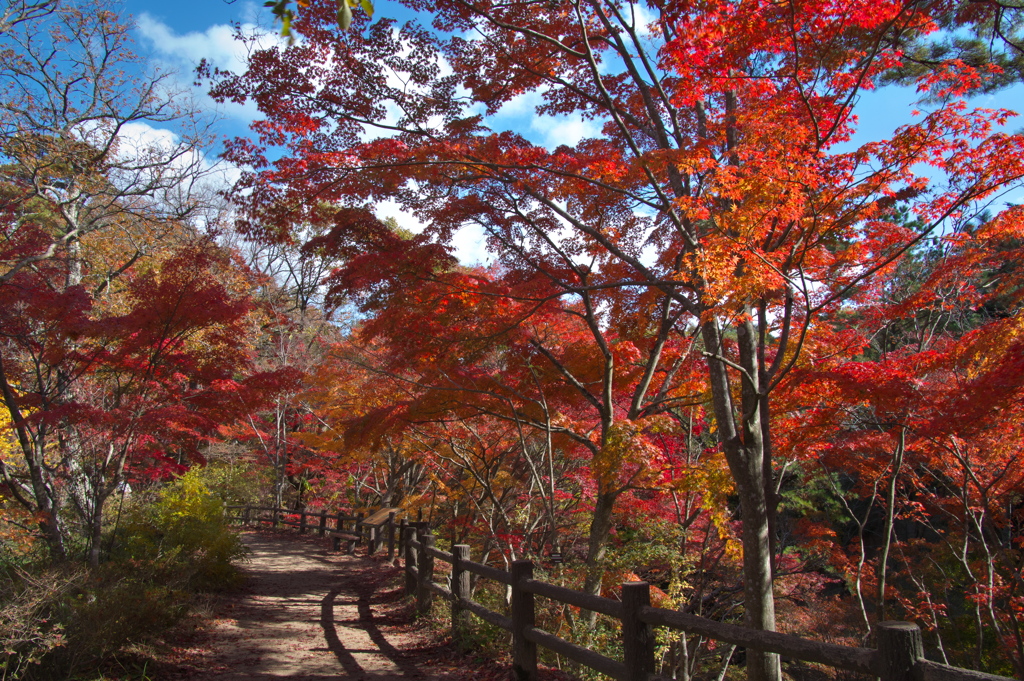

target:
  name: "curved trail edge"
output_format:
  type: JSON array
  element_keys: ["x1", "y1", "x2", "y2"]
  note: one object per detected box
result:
[{"x1": 182, "y1": 530, "x2": 450, "y2": 680}]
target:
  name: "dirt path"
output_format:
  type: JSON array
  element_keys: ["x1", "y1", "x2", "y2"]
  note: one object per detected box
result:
[{"x1": 173, "y1": 531, "x2": 450, "y2": 680}]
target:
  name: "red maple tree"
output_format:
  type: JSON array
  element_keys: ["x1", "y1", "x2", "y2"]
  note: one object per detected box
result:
[{"x1": 211, "y1": 2, "x2": 1024, "y2": 678}]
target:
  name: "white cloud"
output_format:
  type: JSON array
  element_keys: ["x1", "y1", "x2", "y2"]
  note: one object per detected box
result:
[
  {"x1": 487, "y1": 88, "x2": 602, "y2": 149},
  {"x1": 135, "y1": 13, "x2": 283, "y2": 126},
  {"x1": 116, "y1": 120, "x2": 238, "y2": 182},
  {"x1": 375, "y1": 198, "x2": 427, "y2": 234},
  {"x1": 495, "y1": 90, "x2": 546, "y2": 119},
  {"x1": 115, "y1": 120, "x2": 180, "y2": 156},
  {"x1": 529, "y1": 115, "x2": 601, "y2": 149},
  {"x1": 626, "y1": 1, "x2": 657, "y2": 36},
  {"x1": 451, "y1": 224, "x2": 491, "y2": 266},
  {"x1": 374, "y1": 198, "x2": 492, "y2": 266},
  {"x1": 111, "y1": 120, "x2": 240, "y2": 230},
  {"x1": 137, "y1": 15, "x2": 245, "y2": 73}
]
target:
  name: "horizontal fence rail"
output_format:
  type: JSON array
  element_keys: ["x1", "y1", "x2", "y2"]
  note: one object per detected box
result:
[
  {"x1": 223, "y1": 509, "x2": 1014, "y2": 681},
  {"x1": 398, "y1": 525, "x2": 1016, "y2": 681},
  {"x1": 225, "y1": 505, "x2": 410, "y2": 561}
]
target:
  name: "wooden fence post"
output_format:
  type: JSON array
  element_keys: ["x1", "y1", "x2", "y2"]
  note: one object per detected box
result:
[
  {"x1": 243, "y1": 506, "x2": 251, "y2": 526},
  {"x1": 417, "y1": 532, "x2": 435, "y2": 615},
  {"x1": 511, "y1": 560, "x2": 538, "y2": 681},
  {"x1": 398, "y1": 518, "x2": 408, "y2": 556},
  {"x1": 356, "y1": 513, "x2": 365, "y2": 546},
  {"x1": 404, "y1": 525, "x2": 417, "y2": 596},
  {"x1": 387, "y1": 511, "x2": 397, "y2": 561},
  {"x1": 451, "y1": 544, "x2": 471, "y2": 642},
  {"x1": 876, "y1": 621, "x2": 923, "y2": 681},
  {"x1": 273, "y1": 508, "x2": 280, "y2": 529},
  {"x1": 299, "y1": 510, "x2": 307, "y2": 534},
  {"x1": 622, "y1": 582, "x2": 655, "y2": 681},
  {"x1": 318, "y1": 511, "x2": 327, "y2": 537}
]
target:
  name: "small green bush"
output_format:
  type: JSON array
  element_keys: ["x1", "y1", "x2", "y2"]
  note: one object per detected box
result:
[
  {"x1": 115, "y1": 468, "x2": 247, "y2": 591},
  {"x1": 199, "y1": 460, "x2": 271, "y2": 507}
]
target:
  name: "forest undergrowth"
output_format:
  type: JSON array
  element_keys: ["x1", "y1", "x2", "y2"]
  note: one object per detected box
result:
[{"x1": 0, "y1": 470, "x2": 245, "y2": 680}]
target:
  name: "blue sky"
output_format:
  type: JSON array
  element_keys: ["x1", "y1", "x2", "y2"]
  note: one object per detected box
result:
[
  {"x1": 123, "y1": 0, "x2": 273, "y2": 143},
  {"x1": 121, "y1": 0, "x2": 1024, "y2": 262},
  {"x1": 121, "y1": 0, "x2": 614, "y2": 261},
  {"x1": 123, "y1": 0, "x2": 613, "y2": 150}
]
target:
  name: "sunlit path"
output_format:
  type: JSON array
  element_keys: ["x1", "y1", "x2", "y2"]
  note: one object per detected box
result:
[{"x1": 187, "y1": 532, "x2": 444, "y2": 680}]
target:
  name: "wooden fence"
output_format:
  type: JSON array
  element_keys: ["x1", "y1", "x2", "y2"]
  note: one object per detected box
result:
[
  {"x1": 225, "y1": 506, "x2": 1014, "y2": 681},
  {"x1": 397, "y1": 524, "x2": 1015, "y2": 681},
  {"x1": 224, "y1": 505, "x2": 404, "y2": 558}
]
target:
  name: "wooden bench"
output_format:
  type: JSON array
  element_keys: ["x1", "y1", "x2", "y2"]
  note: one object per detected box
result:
[
  {"x1": 361, "y1": 507, "x2": 403, "y2": 555},
  {"x1": 328, "y1": 531, "x2": 360, "y2": 554}
]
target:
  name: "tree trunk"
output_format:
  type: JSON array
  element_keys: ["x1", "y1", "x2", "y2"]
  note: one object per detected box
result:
[
  {"x1": 582, "y1": 489, "x2": 618, "y2": 627},
  {"x1": 878, "y1": 427, "x2": 906, "y2": 623},
  {"x1": 88, "y1": 502, "x2": 104, "y2": 567},
  {"x1": 702, "y1": 318, "x2": 781, "y2": 681},
  {"x1": 28, "y1": 437, "x2": 68, "y2": 563}
]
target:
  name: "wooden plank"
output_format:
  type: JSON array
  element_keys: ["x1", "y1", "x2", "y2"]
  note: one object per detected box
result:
[
  {"x1": 363, "y1": 507, "x2": 403, "y2": 526},
  {"x1": 638, "y1": 606, "x2": 876, "y2": 675},
  {"x1": 452, "y1": 545, "x2": 471, "y2": 639},
  {"x1": 459, "y1": 597, "x2": 513, "y2": 631},
  {"x1": 878, "y1": 622, "x2": 923, "y2": 681},
  {"x1": 523, "y1": 578, "x2": 623, "y2": 619},
  {"x1": 426, "y1": 546, "x2": 454, "y2": 563},
  {"x1": 387, "y1": 511, "x2": 397, "y2": 561},
  {"x1": 916, "y1": 660, "x2": 1016, "y2": 681},
  {"x1": 463, "y1": 559, "x2": 513, "y2": 585},
  {"x1": 328, "y1": 531, "x2": 359, "y2": 553},
  {"x1": 511, "y1": 560, "x2": 537, "y2": 681},
  {"x1": 426, "y1": 580, "x2": 452, "y2": 599},
  {"x1": 404, "y1": 525, "x2": 417, "y2": 595},
  {"x1": 622, "y1": 583, "x2": 654, "y2": 681},
  {"x1": 418, "y1": 534, "x2": 435, "y2": 615},
  {"x1": 524, "y1": 626, "x2": 627, "y2": 680}
]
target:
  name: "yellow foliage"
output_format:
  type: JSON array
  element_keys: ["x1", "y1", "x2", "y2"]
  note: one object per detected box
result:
[
  {"x1": 0, "y1": 408, "x2": 18, "y2": 465},
  {"x1": 956, "y1": 314, "x2": 1024, "y2": 380},
  {"x1": 592, "y1": 418, "x2": 675, "y2": 494},
  {"x1": 0, "y1": 504, "x2": 38, "y2": 559}
]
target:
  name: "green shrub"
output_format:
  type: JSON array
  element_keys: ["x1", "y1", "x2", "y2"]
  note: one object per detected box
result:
[
  {"x1": 1, "y1": 468, "x2": 248, "y2": 679},
  {"x1": 199, "y1": 460, "x2": 271, "y2": 507},
  {"x1": 71, "y1": 562, "x2": 187, "y2": 653},
  {"x1": 115, "y1": 468, "x2": 247, "y2": 591}
]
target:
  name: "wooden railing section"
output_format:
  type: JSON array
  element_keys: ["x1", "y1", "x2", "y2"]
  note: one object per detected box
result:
[
  {"x1": 398, "y1": 524, "x2": 1014, "y2": 681},
  {"x1": 225, "y1": 506, "x2": 1014, "y2": 681},
  {"x1": 224, "y1": 505, "x2": 405, "y2": 558}
]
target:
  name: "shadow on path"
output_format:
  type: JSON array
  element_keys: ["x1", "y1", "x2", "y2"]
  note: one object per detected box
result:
[
  {"x1": 320, "y1": 585, "x2": 429, "y2": 678},
  {"x1": 191, "y1": 531, "x2": 441, "y2": 680}
]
